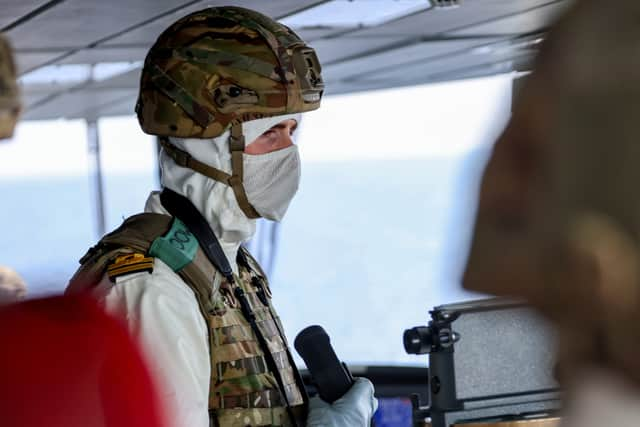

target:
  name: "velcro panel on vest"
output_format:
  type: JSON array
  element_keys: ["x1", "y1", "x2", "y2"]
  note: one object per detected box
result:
[
  {"x1": 216, "y1": 389, "x2": 284, "y2": 409},
  {"x1": 214, "y1": 319, "x2": 281, "y2": 345},
  {"x1": 216, "y1": 351, "x2": 288, "y2": 379},
  {"x1": 213, "y1": 372, "x2": 303, "y2": 408},
  {"x1": 213, "y1": 381, "x2": 302, "y2": 410},
  {"x1": 67, "y1": 213, "x2": 217, "y2": 315},
  {"x1": 212, "y1": 405, "x2": 307, "y2": 427},
  {"x1": 209, "y1": 296, "x2": 276, "y2": 329},
  {"x1": 209, "y1": 267, "x2": 305, "y2": 414},
  {"x1": 67, "y1": 213, "x2": 173, "y2": 293},
  {"x1": 213, "y1": 330, "x2": 288, "y2": 363},
  {"x1": 149, "y1": 217, "x2": 198, "y2": 271},
  {"x1": 213, "y1": 370, "x2": 299, "y2": 396}
]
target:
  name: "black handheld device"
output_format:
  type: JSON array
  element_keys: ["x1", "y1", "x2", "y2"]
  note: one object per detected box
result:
[{"x1": 294, "y1": 325, "x2": 354, "y2": 403}]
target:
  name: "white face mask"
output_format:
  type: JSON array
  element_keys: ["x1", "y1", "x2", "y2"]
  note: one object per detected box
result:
[{"x1": 243, "y1": 145, "x2": 301, "y2": 221}]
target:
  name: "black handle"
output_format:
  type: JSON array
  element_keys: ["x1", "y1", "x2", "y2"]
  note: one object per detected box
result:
[{"x1": 294, "y1": 325, "x2": 354, "y2": 403}]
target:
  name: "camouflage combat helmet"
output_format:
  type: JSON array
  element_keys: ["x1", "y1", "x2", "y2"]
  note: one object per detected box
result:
[
  {"x1": 136, "y1": 6, "x2": 323, "y2": 139},
  {"x1": 135, "y1": 6, "x2": 324, "y2": 219},
  {"x1": 0, "y1": 34, "x2": 20, "y2": 139}
]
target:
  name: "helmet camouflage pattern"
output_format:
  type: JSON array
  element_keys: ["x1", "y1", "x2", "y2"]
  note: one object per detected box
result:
[
  {"x1": 136, "y1": 6, "x2": 324, "y2": 138},
  {"x1": 0, "y1": 34, "x2": 20, "y2": 139}
]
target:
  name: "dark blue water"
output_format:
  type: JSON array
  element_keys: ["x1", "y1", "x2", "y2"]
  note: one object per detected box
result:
[{"x1": 0, "y1": 153, "x2": 490, "y2": 365}]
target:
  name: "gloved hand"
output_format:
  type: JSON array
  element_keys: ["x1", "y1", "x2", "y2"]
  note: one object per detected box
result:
[{"x1": 306, "y1": 377, "x2": 378, "y2": 427}]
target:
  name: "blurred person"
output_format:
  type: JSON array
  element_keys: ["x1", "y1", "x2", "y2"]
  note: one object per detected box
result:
[
  {"x1": 463, "y1": 0, "x2": 640, "y2": 425},
  {"x1": 67, "y1": 7, "x2": 376, "y2": 427},
  {"x1": 0, "y1": 34, "x2": 25, "y2": 307},
  {"x1": 0, "y1": 265, "x2": 27, "y2": 305},
  {"x1": 0, "y1": 33, "x2": 166, "y2": 427},
  {"x1": 0, "y1": 295, "x2": 167, "y2": 427},
  {"x1": 0, "y1": 33, "x2": 20, "y2": 139},
  {"x1": 0, "y1": 36, "x2": 26, "y2": 306}
]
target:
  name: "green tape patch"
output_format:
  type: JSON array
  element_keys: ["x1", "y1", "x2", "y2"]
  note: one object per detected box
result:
[{"x1": 149, "y1": 218, "x2": 198, "y2": 272}]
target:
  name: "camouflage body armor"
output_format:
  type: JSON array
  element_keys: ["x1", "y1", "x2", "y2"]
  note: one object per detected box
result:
[{"x1": 68, "y1": 213, "x2": 307, "y2": 426}]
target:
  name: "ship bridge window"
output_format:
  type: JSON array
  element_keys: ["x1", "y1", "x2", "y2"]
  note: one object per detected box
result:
[{"x1": 0, "y1": 74, "x2": 512, "y2": 366}]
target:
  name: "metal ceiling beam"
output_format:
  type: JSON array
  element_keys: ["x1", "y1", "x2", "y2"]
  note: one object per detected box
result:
[
  {"x1": 440, "y1": 0, "x2": 564, "y2": 35},
  {"x1": 15, "y1": 0, "x2": 332, "y2": 120},
  {"x1": 86, "y1": 119, "x2": 106, "y2": 238},
  {"x1": 1, "y1": 0, "x2": 66, "y2": 32},
  {"x1": 14, "y1": 0, "x2": 204, "y2": 74},
  {"x1": 321, "y1": 0, "x2": 563, "y2": 68},
  {"x1": 12, "y1": 0, "x2": 570, "y2": 121},
  {"x1": 338, "y1": 31, "x2": 544, "y2": 83}
]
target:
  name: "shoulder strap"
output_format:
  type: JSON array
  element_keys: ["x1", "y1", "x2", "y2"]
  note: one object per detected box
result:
[
  {"x1": 66, "y1": 213, "x2": 172, "y2": 294},
  {"x1": 237, "y1": 246, "x2": 268, "y2": 279},
  {"x1": 66, "y1": 213, "x2": 218, "y2": 314},
  {"x1": 160, "y1": 188, "x2": 234, "y2": 282},
  {"x1": 159, "y1": 188, "x2": 302, "y2": 427}
]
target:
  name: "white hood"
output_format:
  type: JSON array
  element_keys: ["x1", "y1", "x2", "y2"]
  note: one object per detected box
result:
[{"x1": 145, "y1": 113, "x2": 300, "y2": 272}]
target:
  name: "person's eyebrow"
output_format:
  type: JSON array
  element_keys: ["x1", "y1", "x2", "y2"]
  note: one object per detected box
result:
[{"x1": 270, "y1": 121, "x2": 298, "y2": 133}]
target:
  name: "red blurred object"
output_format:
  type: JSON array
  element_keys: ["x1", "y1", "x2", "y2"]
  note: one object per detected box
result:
[{"x1": 0, "y1": 294, "x2": 166, "y2": 427}]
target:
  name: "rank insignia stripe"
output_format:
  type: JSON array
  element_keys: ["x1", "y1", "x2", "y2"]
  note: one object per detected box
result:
[{"x1": 107, "y1": 253, "x2": 155, "y2": 281}]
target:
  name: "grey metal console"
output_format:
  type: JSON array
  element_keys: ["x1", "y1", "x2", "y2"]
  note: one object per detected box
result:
[{"x1": 405, "y1": 298, "x2": 562, "y2": 427}]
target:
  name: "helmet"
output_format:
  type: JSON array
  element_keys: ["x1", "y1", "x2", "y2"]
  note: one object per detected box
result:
[
  {"x1": 0, "y1": 34, "x2": 20, "y2": 139},
  {"x1": 136, "y1": 6, "x2": 324, "y2": 139},
  {"x1": 136, "y1": 6, "x2": 324, "y2": 219}
]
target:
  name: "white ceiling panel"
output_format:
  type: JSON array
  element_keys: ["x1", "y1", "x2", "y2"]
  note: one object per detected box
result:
[
  {"x1": 103, "y1": 0, "x2": 327, "y2": 47},
  {"x1": 23, "y1": 89, "x2": 134, "y2": 121},
  {"x1": 351, "y1": 46, "x2": 532, "y2": 85},
  {"x1": 324, "y1": 61, "x2": 519, "y2": 96},
  {"x1": 292, "y1": 26, "x2": 345, "y2": 42},
  {"x1": 0, "y1": 0, "x2": 51, "y2": 30},
  {"x1": 69, "y1": 89, "x2": 138, "y2": 120},
  {"x1": 20, "y1": 66, "x2": 141, "y2": 120},
  {"x1": 312, "y1": 36, "x2": 406, "y2": 65},
  {"x1": 324, "y1": 67, "x2": 509, "y2": 95},
  {"x1": 20, "y1": 79, "x2": 82, "y2": 104},
  {"x1": 89, "y1": 68, "x2": 142, "y2": 90},
  {"x1": 7, "y1": 0, "x2": 197, "y2": 49},
  {"x1": 450, "y1": 0, "x2": 571, "y2": 36},
  {"x1": 13, "y1": 50, "x2": 65, "y2": 74},
  {"x1": 9, "y1": 0, "x2": 572, "y2": 121},
  {"x1": 323, "y1": 37, "x2": 505, "y2": 85},
  {"x1": 344, "y1": 0, "x2": 565, "y2": 38},
  {"x1": 56, "y1": 47, "x2": 148, "y2": 66},
  {"x1": 20, "y1": 88, "x2": 55, "y2": 110},
  {"x1": 95, "y1": 96, "x2": 138, "y2": 118}
]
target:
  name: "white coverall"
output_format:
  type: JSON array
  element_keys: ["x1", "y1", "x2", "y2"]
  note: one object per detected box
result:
[{"x1": 87, "y1": 115, "x2": 376, "y2": 427}]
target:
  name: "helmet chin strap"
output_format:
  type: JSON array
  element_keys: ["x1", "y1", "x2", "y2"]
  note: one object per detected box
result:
[
  {"x1": 159, "y1": 122, "x2": 261, "y2": 219},
  {"x1": 227, "y1": 123, "x2": 261, "y2": 219}
]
